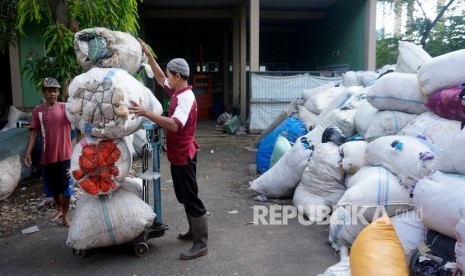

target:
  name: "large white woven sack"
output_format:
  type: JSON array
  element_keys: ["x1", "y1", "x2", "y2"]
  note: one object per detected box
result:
[
  {"x1": 293, "y1": 142, "x2": 345, "y2": 222},
  {"x1": 250, "y1": 136, "x2": 314, "y2": 198},
  {"x1": 339, "y1": 141, "x2": 368, "y2": 175},
  {"x1": 303, "y1": 86, "x2": 345, "y2": 114},
  {"x1": 342, "y1": 71, "x2": 360, "y2": 87},
  {"x1": 418, "y1": 49, "x2": 465, "y2": 95},
  {"x1": 391, "y1": 210, "x2": 426, "y2": 256},
  {"x1": 0, "y1": 155, "x2": 21, "y2": 200},
  {"x1": 413, "y1": 171, "x2": 465, "y2": 239},
  {"x1": 355, "y1": 101, "x2": 418, "y2": 142},
  {"x1": 297, "y1": 105, "x2": 318, "y2": 131},
  {"x1": 328, "y1": 206, "x2": 367, "y2": 250},
  {"x1": 395, "y1": 41, "x2": 432, "y2": 74},
  {"x1": 398, "y1": 111, "x2": 460, "y2": 151},
  {"x1": 435, "y1": 129, "x2": 465, "y2": 174},
  {"x1": 314, "y1": 86, "x2": 365, "y2": 127},
  {"x1": 338, "y1": 166, "x2": 413, "y2": 222},
  {"x1": 66, "y1": 67, "x2": 162, "y2": 138},
  {"x1": 66, "y1": 178, "x2": 155, "y2": 250},
  {"x1": 70, "y1": 136, "x2": 132, "y2": 196},
  {"x1": 456, "y1": 208, "x2": 465, "y2": 272},
  {"x1": 367, "y1": 72, "x2": 427, "y2": 114},
  {"x1": 306, "y1": 109, "x2": 357, "y2": 144},
  {"x1": 74, "y1": 27, "x2": 149, "y2": 76},
  {"x1": 365, "y1": 135, "x2": 438, "y2": 187},
  {"x1": 353, "y1": 100, "x2": 377, "y2": 138},
  {"x1": 301, "y1": 82, "x2": 337, "y2": 102}
]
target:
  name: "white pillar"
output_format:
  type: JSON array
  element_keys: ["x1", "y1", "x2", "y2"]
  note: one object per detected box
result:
[
  {"x1": 240, "y1": 1, "x2": 247, "y2": 121},
  {"x1": 9, "y1": 43, "x2": 23, "y2": 106},
  {"x1": 365, "y1": 0, "x2": 377, "y2": 70},
  {"x1": 233, "y1": 5, "x2": 240, "y2": 108},
  {"x1": 223, "y1": 31, "x2": 229, "y2": 111},
  {"x1": 250, "y1": 0, "x2": 259, "y2": 72}
]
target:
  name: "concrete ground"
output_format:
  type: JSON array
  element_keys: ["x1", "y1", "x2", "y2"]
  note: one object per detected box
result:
[{"x1": 0, "y1": 121, "x2": 339, "y2": 276}]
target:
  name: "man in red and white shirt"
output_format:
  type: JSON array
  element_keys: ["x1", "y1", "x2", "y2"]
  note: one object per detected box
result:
[{"x1": 130, "y1": 39, "x2": 208, "y2": 260}]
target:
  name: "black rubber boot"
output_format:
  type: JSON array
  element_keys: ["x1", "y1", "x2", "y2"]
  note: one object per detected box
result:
[
  {"x1": 178, "y1": 213, "x2": 193, "y2": 240},
  {"x1": 180, "y1": 214, "x2": 208, "y2": 260}
]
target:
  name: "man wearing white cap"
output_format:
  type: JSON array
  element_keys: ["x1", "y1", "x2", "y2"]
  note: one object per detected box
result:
[{"x1": 129, "y1": 39, "x2": 208, "y2": 260}]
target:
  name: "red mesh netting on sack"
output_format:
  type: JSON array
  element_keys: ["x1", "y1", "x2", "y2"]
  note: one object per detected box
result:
[{"x1": 70, "y1": 137, "x2": 132, "y2": 195}]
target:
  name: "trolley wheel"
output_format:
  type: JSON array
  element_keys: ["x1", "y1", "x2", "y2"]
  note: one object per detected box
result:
[
  {"x1": 72, "y1": 248, "x2": 86, "y2": 259},
  {"x1": 134, "y1": 242, "x2": 149, "y2": 257}
]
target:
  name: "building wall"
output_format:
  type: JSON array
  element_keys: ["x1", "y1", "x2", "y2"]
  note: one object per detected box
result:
[
  {"x1": 19, "y1": 24, "x2": 45, "y2": 107},
  {"x1": 297, "y1": 0, "x2": 367, "y2": 71}
]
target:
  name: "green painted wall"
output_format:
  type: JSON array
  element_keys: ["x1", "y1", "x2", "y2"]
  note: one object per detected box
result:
[
  {"x1": 297, "y1": 0, "x2": 367, "y2": 71},
  {"x1": 19, "y1": 24, "x2": 45, "y2": 107}
]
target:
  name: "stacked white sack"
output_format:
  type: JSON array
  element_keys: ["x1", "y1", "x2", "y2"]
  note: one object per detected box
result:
[
  {"x1": 418, "y1": 49, "x2": 465, "y2": 96},
  {"x1": 398, "y1": 111, "x2": 461, "y2": 151},
  {"x1": 329, "y1": 166, "x2": 413, "y2": 250},
  {"x1": 395, "y1": 41, "x2": 432, "y2": 74},
  {"x1": 302, "y1": 86, "x2": 345, "y2": 115},
  {"x1": 66, "y1": 177, "x2": 155, "y2": 250},
  {"x1": 413, "y1": 171, "x2": 465, "y2": 239},
  {"x1": 435, "y1": 130, "x2": 465, "y2": 174},
  {"x1": 339, "y1": 166, "x2": 413, "y2": 222},
  {"x1": 355, "y1": 100, "x2": 418, "y2": 142},
  {"x1": 293, "y1": 142, "x2": 346, "y2": 222},
  {"x1": 297, "y1": 105, "x2": 318, "y2": 131},
  {"x1": 339, "y1": 140, "x2": 368, "y2": 176},
  {"x1": 306, "y1": 86, "x2": 367, "y2": 144},
  {"x1": 250, "y1": 136, "x2": 314, "y2": 198},
  {"x1": 367, "y1": 72, "x2": 427, "y2": 115},
  {"x1": 66, "y1": 67, "x2": 162, "y2": 139},
  {"x1": 74, "y1": 27, "x2": 150, "y2": 76},
  {"x1": 365, "y1": 135, "x2": 438, "y2": 188},
  {"x1": 391, "y1": 210, "x2": 426, "y2": 257}
]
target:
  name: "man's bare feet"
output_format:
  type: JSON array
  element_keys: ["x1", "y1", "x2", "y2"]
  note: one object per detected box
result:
[
  {"x1": 50, "y1": 211, "x2": 63, "y2": 222},
  {"x1": 62, "y1": 216, "x2": 70, "y2": 228}
]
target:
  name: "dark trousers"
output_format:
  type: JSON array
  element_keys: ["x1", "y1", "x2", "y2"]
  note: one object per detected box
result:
[
  {"x1": 43, "y1": 160, "x2": 71, "y2": 195},
  {"x1": 170, "y1": 153, "x2": 206, "y2": 217}
]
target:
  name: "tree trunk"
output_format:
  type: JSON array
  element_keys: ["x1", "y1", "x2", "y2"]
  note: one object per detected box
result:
[
  {"x1": 393, "y1": 0, "x2": 403, "y2": 36},
  {"x1": 405, "y1": 0, "x2": 415, "y2": 40},
  {"x1": 47, "y1": 0, "x2": 69, "y2": 26}
]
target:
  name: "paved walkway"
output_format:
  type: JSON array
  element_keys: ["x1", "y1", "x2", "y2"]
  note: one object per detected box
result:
[{"x1": 0, "y1": 120, "x2": 339, "y2": 276}]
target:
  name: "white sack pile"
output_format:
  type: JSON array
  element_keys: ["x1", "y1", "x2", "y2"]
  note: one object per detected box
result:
[{"x1": 355, "y1": 100, "x2": 417, "y2": 142}]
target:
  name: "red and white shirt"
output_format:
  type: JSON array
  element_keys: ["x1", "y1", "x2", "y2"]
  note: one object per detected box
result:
[
  {"x1": 30, "y1": 102, "x2": 72, "y2": 165},
  {"x1": 163, "y1": 79, "x2": 199, "y2": 165}
]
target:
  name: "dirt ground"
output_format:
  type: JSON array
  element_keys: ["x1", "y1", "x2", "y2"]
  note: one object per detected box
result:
[{"x1": 0, "y1": 121, "x2": 340, "y2": 276}]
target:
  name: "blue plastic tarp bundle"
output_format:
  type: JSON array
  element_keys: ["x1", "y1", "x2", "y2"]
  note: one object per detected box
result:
[{"x1": 256, "y1": 117, "x2": 307, "y2": 173}]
